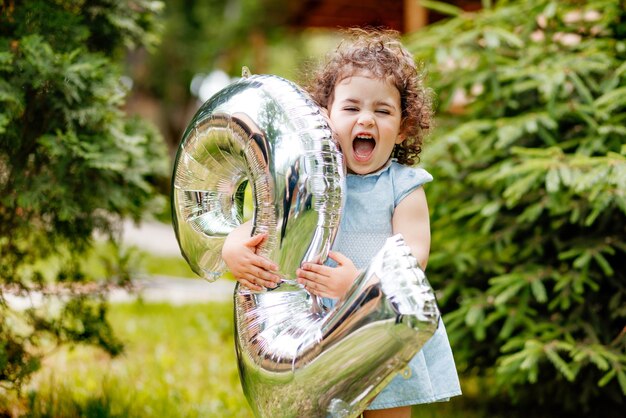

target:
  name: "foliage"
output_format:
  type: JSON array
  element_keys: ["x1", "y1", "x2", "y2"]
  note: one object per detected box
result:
[
  {"x1": 10, "y1": 301, "x2": 476, "y2": 418},
  {"x1": 133, "y1": 0, "x2": 339, "y2": 148},
  {"x1": 132, "y1": 0, "x2": 278, "y2": 148},
  {"x1": 0, "y1": 0, "x2": 168, "y2": 393},
  {"x1": 408, "y1": 0, "x2": 625, "y2": 415}
]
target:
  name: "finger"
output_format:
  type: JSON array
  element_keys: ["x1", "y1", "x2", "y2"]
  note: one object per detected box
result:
[
  {"x1": 300, "y1": 262, "x2": 332, "y2": 277},
  {"x1": 256, "y1": 268, "x2": 281, "y2": 284},
  {"x1": 241, "y1": 270, "x2": 277, "y2": 289},
  {"x1": 251, "y1": 279, "x2": 276, "y2": 289},
  {"x1": 305, "y1": 285, "x2": 319, "y2": 296},
  {"x1": 239, "y1": 252, "x2": 279, "y2": 275},
  {"x1": 297, "y1": 275, "x2": 328, "y2": 293},
  {"x1": 296, "y1": 268, "x2": 321, "y2": 282},
  {"x1": 303, "y1": 282, "x2": 332, "y2": 298},
  {"x1": 238, "y1": 278, "x2": 264, "y2": 292},
  {"x1": 312, "y1": 289, "x2": 333, "y2": 298},
  {"x1": 328, "y1": 251, "x2": 350, "y2": 265},
  {"x1": 246, "y1": 273, "x2": 277, "y2": 290},
  {"x1": 254, "y1": 256, "x2": 279, "y2": 273},
  {"x1": 303, "y1": 279, "x2": 318, "y2": 294},
  {"x1": 243, "y1": 251, "x2": 278, "y2": 272},
  {"x1": 245, "y1": 233, "x2": 266, "y2": 248}
]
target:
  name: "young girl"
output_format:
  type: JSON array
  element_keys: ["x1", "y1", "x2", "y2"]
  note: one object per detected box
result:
[{"x1": 222, "y1": 29, "x2": 461, "y2": 418}]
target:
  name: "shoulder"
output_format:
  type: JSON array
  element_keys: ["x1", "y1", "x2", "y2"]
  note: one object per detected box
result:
[
  {"x1": 389, "y1": 160, "x2": 433, "y2": 185},
  {"x1": 388, "y1": 161, "x2": 433, "y2": 206}
]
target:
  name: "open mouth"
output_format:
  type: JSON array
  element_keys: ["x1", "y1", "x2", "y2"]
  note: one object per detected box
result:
[{"x1": 353, "y1": 135, "x2": 376, "y2": 161}]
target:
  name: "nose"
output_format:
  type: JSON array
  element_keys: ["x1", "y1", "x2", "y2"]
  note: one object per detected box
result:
[{"x1": 357, "y1": 112, "x2": 374, "y2": 127}]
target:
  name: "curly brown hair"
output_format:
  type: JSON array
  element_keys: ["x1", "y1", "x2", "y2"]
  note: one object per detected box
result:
[{"x1": 307, "y1": 28, "x2": 434, "y2": 166}]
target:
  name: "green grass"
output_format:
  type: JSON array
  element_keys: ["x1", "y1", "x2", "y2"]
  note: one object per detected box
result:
[
  {"x1": 81, "y1": 241, "x2": 199, "y2": 280},
  {"x1": 139, "y1": 251, "x2": 198, "y2": 279},
  {"x1": 24, "y1": 302, "x2": 252, "y2": 418},
  {"x1": 16, "y1": 240, "x2": 199, "y2": 285},
  {"x1": 15, "y1": 300, "x2": 484, "y2": 418}
]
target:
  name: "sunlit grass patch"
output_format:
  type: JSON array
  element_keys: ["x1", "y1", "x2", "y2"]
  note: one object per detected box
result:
[
  {"x1": 138, "y1": 251, "x2": 198, "y2": 279},
  {"x1": 81, "y1": 241, "x2": 198, "y2": 280},
  {"x1": 25, "y1": 301, "x2": 253, "y2": 418},
  {"x1": 20, "y1": 300, "x2": 482, "y2": 418}
]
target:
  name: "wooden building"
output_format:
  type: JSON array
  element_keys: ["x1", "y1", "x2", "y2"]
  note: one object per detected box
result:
[{"x1": 285, "y1": 0, "x2": 483, "y2": 34}]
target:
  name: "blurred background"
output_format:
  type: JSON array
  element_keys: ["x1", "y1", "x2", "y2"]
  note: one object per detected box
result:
[
  {"x1": 123, "y1": 0, "x2": 481, "y2": 156},
  {"x1": 1, "y1": 1, "x2": 624, "y2": 417}
]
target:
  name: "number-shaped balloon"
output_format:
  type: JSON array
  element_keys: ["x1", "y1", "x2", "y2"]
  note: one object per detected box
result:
[
  {"x1": 172, "y1": 74, "x2": 344, "y2": 284},
  {"x1": 171, "y1": 74, "x2": 439, "y2": 418}
]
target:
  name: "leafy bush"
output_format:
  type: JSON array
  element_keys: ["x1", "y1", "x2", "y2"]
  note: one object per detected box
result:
[
  {"x1": 0, "y1": 0, "x2": 167, "y2": 393},
  {"x1": 408, "y1": 0, "x2": 625, "y2": 415}
]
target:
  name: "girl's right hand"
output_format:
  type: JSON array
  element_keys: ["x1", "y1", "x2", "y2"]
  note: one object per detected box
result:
[{"x1": 222, "y1": 231, "x2": 282, "y2": 291}]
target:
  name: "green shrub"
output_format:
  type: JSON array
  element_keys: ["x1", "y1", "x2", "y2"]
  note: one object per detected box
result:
[
  {"x1": 409, "y1": 0, "x2": 625, "y2": 415},
  {"x1": 0, "y1": 0, "x2": 167, "y2": 392}
]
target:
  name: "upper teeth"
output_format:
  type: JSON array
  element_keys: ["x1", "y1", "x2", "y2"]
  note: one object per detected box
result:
[{"x1": 356, "y1": 134, "x2": 374, "y2": 139}]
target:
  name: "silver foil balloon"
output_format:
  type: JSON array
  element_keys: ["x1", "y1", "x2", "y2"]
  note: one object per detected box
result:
[
  {"x1": 171, "y1": 74, "x2": 440, "y2": 417},
  {"x1": 172, "y1": 74, "x2": 344, "y2": 284},
  {"x1": 235, "y1": 234, "x2": 439, "y2": 418}
]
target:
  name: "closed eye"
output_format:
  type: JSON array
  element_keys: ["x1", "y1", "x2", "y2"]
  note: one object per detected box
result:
[{"x1": 376, "y1": 109, "x2": 391, "y2": 115}]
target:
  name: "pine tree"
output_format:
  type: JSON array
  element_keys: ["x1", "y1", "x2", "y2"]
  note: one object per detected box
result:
[
  {"x1": 409, "y1": 0, "x2": 625, "y2": 415},
  {"x1": 0, "y1": 0, "x2": 167, "y2": 391}
]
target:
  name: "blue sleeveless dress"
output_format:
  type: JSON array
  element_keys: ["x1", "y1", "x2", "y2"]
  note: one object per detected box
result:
[{"x1": 325, "y1": 159, "x2": 462, "y2": 410}]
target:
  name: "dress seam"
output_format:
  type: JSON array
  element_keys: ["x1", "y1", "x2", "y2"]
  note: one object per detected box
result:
[{"x1": 365, "y1": 389, "x2": 463, "y2": 410}]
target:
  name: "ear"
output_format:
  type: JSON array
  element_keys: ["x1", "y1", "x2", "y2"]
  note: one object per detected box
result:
[{"x1": 395, "y1": 132, "x2": 406, "y2": 144}]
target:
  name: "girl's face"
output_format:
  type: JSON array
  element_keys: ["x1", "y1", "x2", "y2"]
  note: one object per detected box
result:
[{"x1": 327, "y1": 73, "x2": 404, "y2": 175}]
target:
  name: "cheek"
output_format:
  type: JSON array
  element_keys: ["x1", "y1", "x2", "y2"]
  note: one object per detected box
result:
[
  {"x1": 331, "y1": 119, "x2": 351, "y2": 138},
  {"x1": 380, "y1": 124, "x2": 396, "y2": 139},
  {"x1": 337, "y1": 136, "x2": 352, "y2": 151}
]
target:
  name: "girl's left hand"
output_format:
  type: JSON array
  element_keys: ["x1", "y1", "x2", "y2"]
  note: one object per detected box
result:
[{"x1": 296, "y1": 251, "x2": 360, "y2": 299}]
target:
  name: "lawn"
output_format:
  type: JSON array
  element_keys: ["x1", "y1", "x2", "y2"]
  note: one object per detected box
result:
[
  {"x1": 24, "y1": 302, "x2": 250, "y2": 418},
  {"x1": 18, "y1": 300, "x2": 482, "y2": 418}
]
